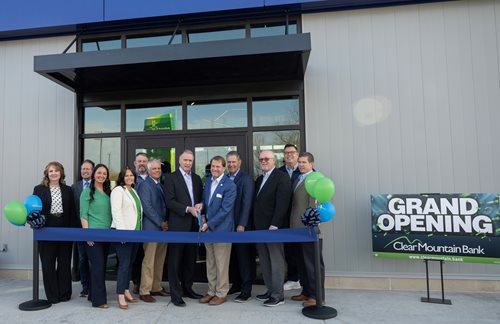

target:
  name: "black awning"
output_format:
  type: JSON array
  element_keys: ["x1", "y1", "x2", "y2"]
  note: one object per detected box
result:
[{"x1": 34, "y1": 33, "x2": 311, "y2": 93}]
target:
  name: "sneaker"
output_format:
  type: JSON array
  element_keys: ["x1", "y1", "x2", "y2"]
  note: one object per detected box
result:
[
  {"x1": 80, "y1": 290, "x2": 89, "y2": 298},
  {"x1": 283, "y1": 280, "x2": 301, "y2": 291},
  {"x1": 263, "y1": 297, "x2": 285, "y2": 307},
  {"x1": 234, "y1": 294, "x2": 250, "y2": 303},
  {"x1": 227, "y1": 286, "x2": 241, "y2": 295},
  {"x1": 255, "y1": 292, "x2": 271, "y2": 301}
]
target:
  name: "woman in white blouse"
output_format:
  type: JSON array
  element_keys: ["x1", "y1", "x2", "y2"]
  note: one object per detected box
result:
[{"x1": 111, "y1": 166, "x2": 143, "y2": 309}]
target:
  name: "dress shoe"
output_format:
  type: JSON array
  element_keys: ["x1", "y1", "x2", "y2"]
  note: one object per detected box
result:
[
  {"x1": 255, "y1": 292, "x2": 271, "y2": 301},
  {"x1": 140, "y1": 294, "x2": 156, "y2": 303},
  {"x1": 227, "y1": 286, "x2": 241, "y2": 295},
  {"x1": 183, "y1": 290, "x2": 202, "y2": 299},
  {"x1": 263, "y1": 297, "x2": 285, "y2": 307},
  {"x1": 118, "y1": 298, "x2": 128, "y2": 310},
  {"x1": 303, "y1": 298, "x2": 324, "y2": 307},
  {"x1": 291, "y1": 293, "x2": 309, "y2": 301},
  {"x1": 97, "y1": 304, "x2": 109, "y2": 309},
  {"x1": 200, "y1": 294, "x2": 214, "y2": 303},
  {"x1": 171, "y1": 298, "x2": 186, "y2": 307},
  {"x1": 234, "y1": 294, "x2": 250, "y2": 303},
  {"x1": 209, "y1": 296, "x2": 227, "y2": 306},
  {"x1": 125, "y1": 295, "x2": 139, "y2": 303},
  {"x1": 151, "y1": 288, "x2": 171, "y2": 296}
]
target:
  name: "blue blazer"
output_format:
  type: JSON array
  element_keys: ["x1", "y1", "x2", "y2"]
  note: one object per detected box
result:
[
  {"x1": 136, "y1": 176, "x2": 167, "y2": 231},
  {"x1": 203, "y1": 175, "x2": 236, "y2": 232},
  {"x1": 229, "y1": 170, "x2": 254, "y2": 229}
]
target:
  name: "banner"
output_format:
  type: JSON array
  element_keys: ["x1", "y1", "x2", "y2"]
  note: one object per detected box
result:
[{"x1": 371, "y1": 193, "x2": 500, "y2": 264}]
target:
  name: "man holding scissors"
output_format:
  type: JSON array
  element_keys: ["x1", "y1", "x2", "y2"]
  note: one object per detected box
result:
[{"x1": 199, "y1": 156, "x2": 237, "y2": 306}]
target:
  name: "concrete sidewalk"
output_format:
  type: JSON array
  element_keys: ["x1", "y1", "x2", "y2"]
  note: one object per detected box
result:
[{"x1": 1, "y1": 279, "x2": 499, "y2": 323}]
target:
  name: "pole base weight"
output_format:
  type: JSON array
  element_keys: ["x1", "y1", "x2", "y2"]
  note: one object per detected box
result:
[
  {"x1": 421, "y1": 297, "x2": 451, "y2": 305},
  {"x1": 19, "y1": 299, "x2": 52, "y2": 311},
  {"x1": 302, "y1": 305, "x2": 338, "y2": 320}
]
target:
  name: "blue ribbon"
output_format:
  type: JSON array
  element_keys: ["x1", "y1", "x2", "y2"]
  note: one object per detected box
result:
[{"x1": 33, "y1": 227, "x2": 318, "y2": 243}]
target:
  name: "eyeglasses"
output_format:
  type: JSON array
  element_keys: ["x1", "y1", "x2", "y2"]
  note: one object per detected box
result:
[
  {"x1": 259, "y1": 157, "x2": 273, "y2": 162},
  {"x1": 284, "y1": 151, "x2": 297, "y2": 155}
]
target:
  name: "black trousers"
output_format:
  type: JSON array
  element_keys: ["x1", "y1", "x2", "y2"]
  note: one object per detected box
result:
[
  {"x1": 284, "y1": 242, "x2": 300, "y2": 282},
  {"x1": 298, "y1": 240, "x2": 325, "y2": 300},
  {"x1": 228, "y1": 242, "x2": 256, "y2": 296},
  {"x1": 86, "y1": 242, "x2": 109, "y2": 307},
  {"x1": 167, "y1": 243, "x2": 197, "y2": 300},
  {"x1": 114, "y1": 242, "x2": 139, "y2": 294},
  {"x1": 39, "y1": 241, "x2": 73, "y2": 303}
]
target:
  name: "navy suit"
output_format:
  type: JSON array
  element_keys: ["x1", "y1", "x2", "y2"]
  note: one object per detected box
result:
[
  {"x1": 227, "y1": 170, "x2": 256, "y2": 297},
  {"x1": 164, "y1": 169, "x2": 203, "y2": 301},
  {"x1": 136, "y1": 176, "x2": 167, "y2": 231},
  {"x1": 136, "y1": 176, "x2": 168, "y2": 295},
  {"x1": 203, "y1": 175, "x2": 236, "y2": 232}
]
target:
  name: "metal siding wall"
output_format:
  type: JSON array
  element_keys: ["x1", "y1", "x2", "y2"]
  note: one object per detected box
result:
[
  {"x1": 0, "y1": 36, "x2": 75, "y2": 269},
  {"x1": 303, "y1": 0, "x2": 500, "y2": 278}
]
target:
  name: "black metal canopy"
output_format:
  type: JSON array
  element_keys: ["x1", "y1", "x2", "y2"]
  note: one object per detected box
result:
[{"x1": 34, "y1": 33, "x2": 311, "y2": 93}]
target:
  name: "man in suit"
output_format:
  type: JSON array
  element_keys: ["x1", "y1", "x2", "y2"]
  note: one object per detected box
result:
[
  {"x1": 226, "y1": 151, "x2": 255, "y2": 302},
  {"x1": 253, "y1": 150, "x2": 292, "y2": 307},
  {"x1": 199, "y1": 156, "x2": 237, "y2": 306},
  {"x1": 136, "y1": 159, "x2": 169, "y2": 303},
  {"x1": 71, "y1": 159, "x2": 94, "y2": 298},
  {"x1": 278, "y1": 144, "x2": 302, "y2": 291},
  {"x1": 289, "y1": 152, "x2": 325, "y2": 307},
  {"x1": 134, "y1": 152, "x2": 149, "y2": 185},
  {"x1": 164, "y1": 149, "x2": 203, "y2": 307},
  {"x1": 131, "y1": 152, "x2": 149, "y2": 294}
]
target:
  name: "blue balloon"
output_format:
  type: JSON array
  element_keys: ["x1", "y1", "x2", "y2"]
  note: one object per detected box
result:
[
  {"x1": 317, "y1": 202, "x2": 336, "y2": 222},
  {"x1": 23, "y1": 195, "x2": 43, "y2": 214}
]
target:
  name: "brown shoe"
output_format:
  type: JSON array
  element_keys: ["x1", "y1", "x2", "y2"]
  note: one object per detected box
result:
[
  {"x1": 303, "y1": 298, "x2": 325, "y2": 307},
  {"x1": 200, "y1": 294, "x2": 214, "y2": 303},
  {"x1": 150, "y1": 288, "x2": 171, "y2": 297},
  {"x1": 140, "y1": 294, "x2": 156, "y2": 303},
  {"x1": 291, "y1": 294, "x2": 308, "y2": 301},
  {"x1": 209, "y1": 296, "x2": 227, "y2": 306}
]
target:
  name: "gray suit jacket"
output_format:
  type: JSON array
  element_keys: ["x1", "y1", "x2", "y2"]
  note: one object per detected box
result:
[
  {"x1": 71, "y1": 180, "x2": 86, "y2": 228},
  {"x1": 289, "y1": 180, "x2": 316, "y2": 229}
]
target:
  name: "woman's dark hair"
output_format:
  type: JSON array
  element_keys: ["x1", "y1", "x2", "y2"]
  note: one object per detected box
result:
[
  {"x1": 89, "y1": 164, "x2": 111, "y2": 200},
  {"x1": 116, "y1": 166, "x2": 135, "y2": 188}
]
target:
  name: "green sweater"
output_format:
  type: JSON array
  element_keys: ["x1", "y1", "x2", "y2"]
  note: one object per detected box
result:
[{"x1": 80, "y1": 188, "x2": 112, "y2": 229}]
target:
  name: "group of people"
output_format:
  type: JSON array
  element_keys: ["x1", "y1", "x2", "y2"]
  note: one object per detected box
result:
[{"x1": 34, "y1": 144, "x2": 325, "y2": 311}]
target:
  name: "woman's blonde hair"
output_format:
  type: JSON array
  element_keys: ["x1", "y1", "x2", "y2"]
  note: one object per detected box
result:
[{"x1": 41, "y1": 161, "x2": 66, "y2": 186}]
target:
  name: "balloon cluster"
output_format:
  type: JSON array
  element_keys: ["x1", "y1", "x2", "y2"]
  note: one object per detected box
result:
[
  {"x1": 304, "y1": 172, "x2": 337, "y2": 223},
  {"x1": 3, "y1": 195, "x2": 43, "y2": 227}
]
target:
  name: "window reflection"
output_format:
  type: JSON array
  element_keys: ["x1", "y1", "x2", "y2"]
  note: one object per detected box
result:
[
  {"x1": 188, "y1": 101, "x2": 247, "y2": 129},
  {"x1": 251, "y1": 22, "x2": 297, "y2": 38},
  {"x1": 83, "y1": 138, "x2": 121, "y2": 182},
  {"x1": 252, "y1": 98, "x2": 300, "y2": 126},
  {"x1": 194, "y1": 146, "x2": 236, "y2": 185},
  {"x1": 126, "y1": 34, "x2": 182, "y2": 48},
  {"x1": 252, "y1": 130, "x2": 300, "y2": 177},
  {"x1": 84, "y1": 106, "x2": 121, "y2": 134},
  {"x1": 82, "y1": 38, "x2": 121, "y2": 52},
  {"x1": 188, "y1": 28, "x2": 245, "y2": 43},
  {"x1": 126, "y1": 105, "x2": 182, "y2": 132}
]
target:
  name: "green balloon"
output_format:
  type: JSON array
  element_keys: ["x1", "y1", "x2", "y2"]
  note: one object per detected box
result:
[
  {"x1": 313, "y1": 177, "x2": 336, "y2": 203},
  {"x1": 3, "y1": 200, "x2": 27, "y2": 225},
  {"x1": 304, "y1": 172, "x2": 324, "y2": 196}
]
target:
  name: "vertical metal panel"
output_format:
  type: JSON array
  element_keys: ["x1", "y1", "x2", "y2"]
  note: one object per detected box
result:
[
  {"x1": 303, "y1": 0, "x2": 500, "y2": 278},
  {"x1": 0, "y1": 36, "x2": 75, "y2": 269}
]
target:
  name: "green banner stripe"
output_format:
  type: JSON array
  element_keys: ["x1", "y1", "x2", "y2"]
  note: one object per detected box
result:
[{"x1": 373, "y1": 252, "x2": 500, "y2": 264}]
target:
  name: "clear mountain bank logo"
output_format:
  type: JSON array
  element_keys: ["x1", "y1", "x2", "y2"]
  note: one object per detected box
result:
[{"x1": 384, "y1": 236, "x2": 485, "y2": 255}]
